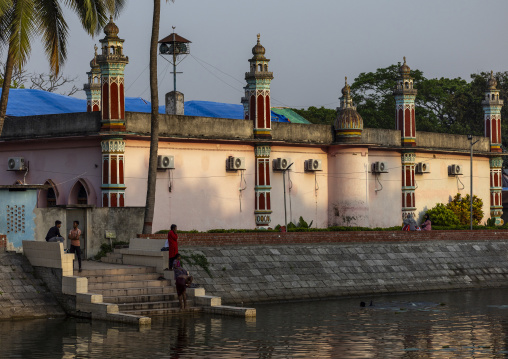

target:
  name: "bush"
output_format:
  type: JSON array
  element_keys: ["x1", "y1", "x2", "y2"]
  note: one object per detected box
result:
[
  {"x1": 446, "y1": 193, "x2": 484, "y2": 225},
  {"x1": 426, "y1": 203, "x2": 460, "y2": 226}
]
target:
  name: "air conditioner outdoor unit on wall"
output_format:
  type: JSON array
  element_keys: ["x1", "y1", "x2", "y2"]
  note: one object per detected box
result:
[
  {"x1": 448, "y1": 164, "x2": 462, "y2": 176},
  {"x1": 416, "y1": 162, "x2": 430, "y2": 174},
  {"x1": 157, "y1": 155, "x2": 175, "y2": 169},
  {"x1": 227, "y1": 156, "x2": 246, "y2": 171},
  {"x1": 305, "y1": 159, "x2": 322, "y2": 171},
  {"x1": 7, "y1": 157, "x2": 26, "y2": 171},
  {"x1": 273, "y1": 158, "x2": 291, "y2": 171},
  {"x1": 372, "y1": 161, "x2": 388, "y2": 173}
]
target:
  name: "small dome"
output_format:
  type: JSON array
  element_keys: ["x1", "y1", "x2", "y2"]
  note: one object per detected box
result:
[
  {"x1": 488, "y1": 70, "x2": 498, "y2": 90},
  {"x1": 399, "y1": 56, "x2": 410, "y2": 76},
  {"x1": 334, "y1": 108, "x2": 364, "y2": 141},
  {"x1": 252, "y1": 34, "x2": 266, "y2": 60},
  {"x1": 104, "y1": 16, "x2": 119, "y2": 38},
  {"x1": 341, "y1": 76, "x2": 351, "y2": 96}
]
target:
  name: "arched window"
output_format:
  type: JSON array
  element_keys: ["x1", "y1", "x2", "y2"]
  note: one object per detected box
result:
[
  {"x1": 38, "y1": 180, "x2": 59, "y2": 208},
  {"x1": 47, "y1": 188, "x2": 57, "y2": 207},
  {"x1": 405, "y1": 82, "x2": 409, "y2": 89},
  {"x1": 492, "y1": 94, "x2": 495, "y2": 100},
  {"x1": 264, "y1": 64, "x2": 268, "y2": 71},
  {"x1": 69, "y1": 180, "x2": 88, "y2": 205},
  {"x1": 259, "y1": 64, "x2": 263, "y2": 72}
]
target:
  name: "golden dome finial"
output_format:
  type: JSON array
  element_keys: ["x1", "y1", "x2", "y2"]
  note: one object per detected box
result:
[
  {"x1": 257, "y1": 33, "x2": 260, "y2": 43},
  {"x1": 403, "y1": 56, "x2": 406, "y2": 64}
]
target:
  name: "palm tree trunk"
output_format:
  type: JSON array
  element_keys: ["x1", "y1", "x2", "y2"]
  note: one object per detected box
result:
[
  {"x1": 0, "y1": 47, "x2": 15, "y2": 137},
  {"x1": 143, "y1": 0, "x2": 161, "y2": 234}
]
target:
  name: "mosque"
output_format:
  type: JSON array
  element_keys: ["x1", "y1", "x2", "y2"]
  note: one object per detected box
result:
[{"x1": 0, "y1": 17, "x2": 505, "y2": 246}]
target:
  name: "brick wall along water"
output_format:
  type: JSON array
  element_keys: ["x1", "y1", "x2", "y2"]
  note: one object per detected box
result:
[{"x1": 150, "y1": 231, "x2": 508, "y2": 304}]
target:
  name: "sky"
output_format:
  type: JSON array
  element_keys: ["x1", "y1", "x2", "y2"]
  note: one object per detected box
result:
[{"x1": 19, "y1": 0, "x2": 508, "y2": 110}]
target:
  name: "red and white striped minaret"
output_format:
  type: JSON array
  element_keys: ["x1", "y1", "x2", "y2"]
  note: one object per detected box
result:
[
  {"x1": 96, "y1": 16, "x2": 129, "y2": 131},
  {"x1": 394, "y1": 58, "x2": 418, "y2": 220},
  {"x1": 100, "y1": 138, "x2": 126, "y2": 207},
  {"x1": 483, "y1": 71, "x2": 504, "y2": 224},
  {"x1": 84, "y1": 45, "x2": 101, "y2": 112},
  {"x1": 394, "y1": 57, "x2": 417, "y2": 147},
  {"x1": 244, "y1": 35, "x2": 273, "y2": 228}
]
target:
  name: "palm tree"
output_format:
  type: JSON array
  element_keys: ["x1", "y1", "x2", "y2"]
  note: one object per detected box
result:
[
  {"x1": 0, "y1": 0, "x2": 126, "y2": 136},
  {"x1": 143, "y1": 0, "x2": 173, "y2": 234}
]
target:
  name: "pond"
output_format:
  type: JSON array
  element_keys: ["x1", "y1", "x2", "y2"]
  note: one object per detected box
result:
[{"x1": 3, "y1": 288, "x2": 508, "y2": 358}]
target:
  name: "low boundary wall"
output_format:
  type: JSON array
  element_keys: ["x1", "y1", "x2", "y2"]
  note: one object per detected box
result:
[{"x1": 139, "y1": 231, "x2": 508, "y2": 304}]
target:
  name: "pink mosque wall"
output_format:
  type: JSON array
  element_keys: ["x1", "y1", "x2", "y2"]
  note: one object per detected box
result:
[{"x1": 0, "y1": 138, "x2": 101, "y2": 207}]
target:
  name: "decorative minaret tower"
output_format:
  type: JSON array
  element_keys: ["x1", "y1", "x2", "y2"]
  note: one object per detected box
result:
[
  {"x1": 245, "y1": 34, "x2": 273, "y2": 228},
  {"x1": 333, "y1": 77, "x2": 363, "y2": 141},
  {"x1": 394, "y1": 58, "x2": 417, "y2": 220},
  {"x1": 96, "y1": 17, "x2": 128, "y2": 208},
  {"x1": 483, "y1": 71, "x2": 504, "y2": 224},
  {"x1": 96, "y1": 16, "x2": 129, "y2": 131},
  {"x1": 244, "y1": 34, "x2": 273, "y2": 138},
  {"x1": 394, "y1": 57, "x2": 417, "y2": 147},
  {"x1": 84, "y1": 45, "x2": 101, "y2": 112}
]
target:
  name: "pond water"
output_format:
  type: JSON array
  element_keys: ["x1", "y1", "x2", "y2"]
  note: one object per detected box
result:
[{"x1": 3, "y1": 288, "x2": 508, "y2": 358}]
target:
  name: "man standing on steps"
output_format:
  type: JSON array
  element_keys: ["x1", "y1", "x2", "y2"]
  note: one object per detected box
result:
[
  {"x1": 69, "y1": 220, "x2": 82, "y2": 273},
  {"x1": 176, "y1": 275, "x2": 193, "y2": 310}
]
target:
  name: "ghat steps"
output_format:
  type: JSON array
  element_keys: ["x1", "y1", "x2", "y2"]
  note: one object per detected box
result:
[{"x1": 75, "y1": 264, "x2": 197, "y2": 317}]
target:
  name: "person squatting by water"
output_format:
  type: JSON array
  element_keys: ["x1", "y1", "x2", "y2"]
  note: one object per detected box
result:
[
  {"x1": 167, "y1": 224, "x2": 178, "y2": 270},
  {"x1": 69, "y1": 220, "x2": 82, "y2": 272},
  {"x1": 45, "y1": 220, "x2": 64, "y2": 242},
  {"x1": 175, "y1": 275, "x2": 193, "y2": 310},
  {"x1": 173, "y1": 253, "x2": 189, "y2": 280}
]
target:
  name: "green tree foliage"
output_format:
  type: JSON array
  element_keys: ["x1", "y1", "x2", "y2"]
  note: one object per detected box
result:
[
  {"x1": 446, "y1": 193, "x2": 484, "y2": 225},
  {"x1": 292, "y1": 106, "x2": 335, "y2": 125},
  {"x1": 426, "y1": 203, "x2": 460, "y2": 226}
]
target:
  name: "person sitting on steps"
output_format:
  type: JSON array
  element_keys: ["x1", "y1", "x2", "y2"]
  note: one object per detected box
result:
[{"x1": 45, "y1": 220, "x2": 65, "y2": 243}]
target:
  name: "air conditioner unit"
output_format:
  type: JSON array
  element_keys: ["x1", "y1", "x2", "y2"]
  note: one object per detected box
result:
[
  {"x1": 305, "y1": 159, "x2": 322, "y2": 171},
  {"x1": 372, "y1": 161, "x2": 388, "y2": 173},
  {"x1": 416, "y1": 162, "x2": 430, "y2": 174},
  {"x1": 273, "y1": 158, "x2": 291, "y2": 171},
  {"x1": 157, "y1": 155, "x2": 174, "y2": 169},
  {"x1": 227, "y1": 156, "x2": 246, "y2": 171},
  {"x1": 448, "y1": 164, "x2": 462, "y2": 176},
  {"x1": 7, "y1": 157, "x2": 26, "y2": 171}
]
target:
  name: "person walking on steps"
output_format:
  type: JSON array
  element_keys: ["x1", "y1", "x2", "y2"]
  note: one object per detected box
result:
[
  {"x1": 167, "y1": 224, "x2": 178, "y2": 270},
  {"x1": 69, "y1": 220, "x2": 82, "y2": 272}
]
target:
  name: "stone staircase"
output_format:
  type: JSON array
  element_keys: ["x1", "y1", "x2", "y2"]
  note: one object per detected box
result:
[{"x1": 76, "y1": 264, "x2": 199, "y2": 317}]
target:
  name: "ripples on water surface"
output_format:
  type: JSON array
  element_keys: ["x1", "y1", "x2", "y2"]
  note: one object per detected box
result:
[{"x1": 3, "y1": 288, "x2": 508, "y2": 358}]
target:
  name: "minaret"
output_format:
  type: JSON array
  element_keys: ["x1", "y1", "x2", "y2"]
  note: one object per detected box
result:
[
  {"x1": 394, "y1": 58, "x2": 417, "y2": 221},
  {"x1": 84, "y1": 45, "x2": 101, "y2": 112},
  {"x1": 96, "y1": 16, "x2": 129, "y2": 131},
  {"x1": 96, "y1": 17, "x2": 128, "y2": 208},
  {"x1": 394, "y1": 57, "x2": 417, "y2": 147},
  {"x1": 244, "y1": 34, "x2": 273, "y2": 139},
  {"x1": 333, "y1": 77, "x2": 363, "y2": 141},
  {"x1": 483, "y1": 71, "x2": 504, "y2": 225},
  {"x1": 245, "y1": 35, "x2": 273, "y2": 228}
]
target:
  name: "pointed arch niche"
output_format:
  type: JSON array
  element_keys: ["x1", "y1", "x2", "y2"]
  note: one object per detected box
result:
[
  {"x1": 38, "y1": 180, "x2": 59, "y2": 208},
  {"x1": 68, "y1": 179, "x2": 97, "y2": 206}
]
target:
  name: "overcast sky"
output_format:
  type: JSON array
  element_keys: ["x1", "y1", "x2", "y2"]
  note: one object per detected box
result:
[{"x1": 20, "y1": 0, "x2": 508, "y2": 109}]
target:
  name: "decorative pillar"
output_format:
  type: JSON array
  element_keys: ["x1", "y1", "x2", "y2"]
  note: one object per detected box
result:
[
  {"x1": 96, "y1": 16, "x2": 129, "y2": 131},
  {"x1": 83, "y1": 45, "x2": 101, "y2": 112},
  {"x1": 393, "y1": 57, "x2": 417, "y2": 147},
  {"x1": 245, "y1": 34, "x2": 273, "y2": 228},
  {"x1": 254, "y1": 145, "x2": 272, "y2": 228},
  {"x1": 401, "y1": 152, "x2": 416, "y2": 220},
  {"x1": 101, "y1": 138, "x2": 126, "y2": 207},
  {"x1": 483, "y1": 71, "x2": 504, "y2": 225}
]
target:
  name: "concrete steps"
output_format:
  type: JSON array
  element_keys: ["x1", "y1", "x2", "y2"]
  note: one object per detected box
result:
[
  {"x1": 104, "y1": 293, "x2": 178, "y2": 304},
  {"x1": 121, "y1": 307, "x2": 201, "y2": 317},
  {"x1": 100, "y1": 252, "x2": 123, "y2": 265},
  {"x1": 76, "y1": 264, "x2": 197, "y2": 317},
  {"x1": 88, "y1": 279, "x2": 169, "y2": 290}
]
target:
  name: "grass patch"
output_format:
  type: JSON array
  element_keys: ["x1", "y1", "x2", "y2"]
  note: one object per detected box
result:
[
  {"x1": 94, "y1": 241, "x2": 129, "y2": 260},
  {"x1": 181, "y1": 253, "x2": 212, "y2": 278}
]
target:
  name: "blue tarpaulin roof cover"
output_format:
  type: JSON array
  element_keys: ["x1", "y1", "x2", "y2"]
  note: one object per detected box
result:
[{"x1": 2, "y1": 89, "x2": 291, "y2": 122}]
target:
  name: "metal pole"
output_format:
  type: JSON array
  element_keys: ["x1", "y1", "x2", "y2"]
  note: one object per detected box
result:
[
  {"x1": 173, "y1": 51, "x2": 177, "y2": 93},
  {"x1": 470, "y1": 139, "x2": 473, "y2": 230},
  {"x1": 283, "y1": 169, "x2": 287, "y2": 231}
]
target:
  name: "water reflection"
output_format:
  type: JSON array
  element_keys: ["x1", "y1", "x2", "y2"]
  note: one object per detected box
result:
[{"x1": 3, "y1": 288, "x2": 508, "y2": 357}]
